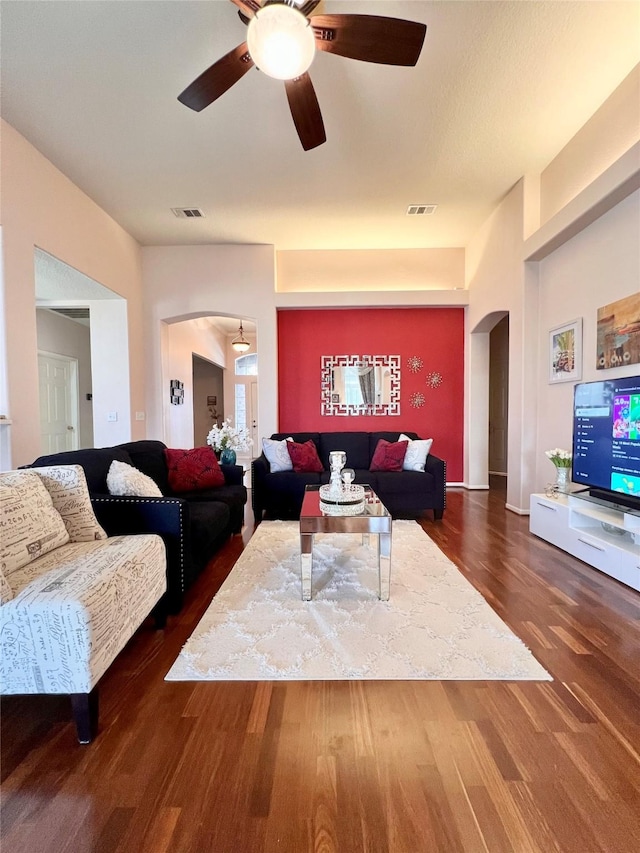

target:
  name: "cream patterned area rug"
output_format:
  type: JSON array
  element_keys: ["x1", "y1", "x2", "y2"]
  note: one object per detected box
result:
[{"x1": 166, "y1": 521, "x2": 551, "y2": 682}]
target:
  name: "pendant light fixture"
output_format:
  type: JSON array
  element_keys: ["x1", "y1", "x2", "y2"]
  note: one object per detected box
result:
[{"x1": 231, "y1": 321, "x2": 250, "y2": 353}]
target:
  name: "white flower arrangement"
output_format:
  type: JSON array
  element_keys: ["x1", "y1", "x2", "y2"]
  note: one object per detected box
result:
[
  {"x1": 545, "y1": 448, "x2": 572, "y2": 468},
  {"x1": 206, "y1": 418, "x2": 252, "y2": 453}
]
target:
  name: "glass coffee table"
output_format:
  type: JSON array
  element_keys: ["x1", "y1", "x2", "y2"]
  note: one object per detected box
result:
[{"x1": 299, "y1": 485, "x2": 392, "y2": 601}]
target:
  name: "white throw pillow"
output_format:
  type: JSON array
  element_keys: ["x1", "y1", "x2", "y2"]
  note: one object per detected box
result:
[
  {"x1": 262, "y1": 437, "x2": 294, "y2": 473},
  {"x1": 33, "y1": 464, "x2": 107, "y2": 542},
  {"x1": 107, "y1": 460, "x2": 163, "y2": 497},
  {"x1": 399, "y1": 433, "x2": 433, "y2": 472}
]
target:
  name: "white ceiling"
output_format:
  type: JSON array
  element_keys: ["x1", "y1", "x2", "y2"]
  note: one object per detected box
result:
[{"x1": 2, "y1": 1, "x2": 639, "y2": 251}]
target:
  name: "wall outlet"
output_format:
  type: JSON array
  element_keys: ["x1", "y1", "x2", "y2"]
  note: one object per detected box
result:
[
  {"x1": 107, "y1": 411, "x2": 118, "y2": 422},
  {"x1": 135, "y1": 411, "x2": 145, "y2": 421}
]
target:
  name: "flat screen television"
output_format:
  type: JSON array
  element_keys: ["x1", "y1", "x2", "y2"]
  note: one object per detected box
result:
[{"x1": 572, "y1": 375, "x2": 640, "y2": 511}]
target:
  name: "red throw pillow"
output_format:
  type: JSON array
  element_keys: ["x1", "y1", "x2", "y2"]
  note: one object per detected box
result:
[
  {"x1": 164, "y1": 446, "x2": 225, "y2": 492},
  {"x1": 287, "y1": 440, "x2": 324, "y2": 473},
  {"x1": 369, "y1": 439, "x2": 409, "y2": 472}
]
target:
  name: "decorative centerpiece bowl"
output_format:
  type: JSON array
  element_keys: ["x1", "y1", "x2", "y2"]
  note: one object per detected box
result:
[{"x1": 320, "y1": 452, "x2": 365, "y2": 515}]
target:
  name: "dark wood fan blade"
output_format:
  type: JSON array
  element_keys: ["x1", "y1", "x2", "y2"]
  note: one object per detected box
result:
[
  {"x1": 311, "y1": 14, "x2": 426, "y2": 66},
  {"x1": 178, "y1": 42, "x2": 254, "y2": 111},
  {"x1": 284, "y1": 74, "x2": 326, "y2": 151},
  {"x1": 298, "y1": 0, "x2": 322, "y2": 16},
  {"x1": 229, "y1": 0, "x2": 260, "y2": 18}
]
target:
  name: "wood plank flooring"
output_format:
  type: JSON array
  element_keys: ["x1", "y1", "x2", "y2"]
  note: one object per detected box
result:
[{"x1": 2, "y1": 485, "x2": 639, "y2": 852}]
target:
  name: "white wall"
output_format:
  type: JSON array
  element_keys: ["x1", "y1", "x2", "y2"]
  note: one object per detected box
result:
[
  {"x1": 465, "y1": 180, "x2": 536, "y2": 510},
  {"x1": 0, "y1": 121, "x2": 146, "y2": 467},
  {"x1": 141, "y1": 245, "x2": 278, "y2": 446},
  {"x1": 164, "y1": 318, "x2": 227, "y2": 449},
  {"x1": 534, "y1": 189, "x2": 640, "y2": 490},
  {"x1": 277, "y1": 248, "x2": 465, "y2": 292}
]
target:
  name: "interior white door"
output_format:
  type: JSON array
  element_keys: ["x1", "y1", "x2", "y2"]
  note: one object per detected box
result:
[
  {"x1": 249, "y1": 381, "x2": 258, "y2": 453},
  {"x1": 38, "y1": 352, "x2": 79, "y2": 453}
]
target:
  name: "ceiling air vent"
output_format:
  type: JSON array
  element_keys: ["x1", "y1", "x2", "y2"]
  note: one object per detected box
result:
[
  {"x1": 406, "y1": 204, "x2": 437, "y2": 216},
  {"x1": 171, "y1": 207, "x2": 205, "y2": 218},
  {"x1": 49, "y1": 308, "x2": 90, "y2": 320}
]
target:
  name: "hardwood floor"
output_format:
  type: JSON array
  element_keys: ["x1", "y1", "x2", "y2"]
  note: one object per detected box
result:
[{"x1": 2, "y1": 486, "x2": 639, "y2": 853}]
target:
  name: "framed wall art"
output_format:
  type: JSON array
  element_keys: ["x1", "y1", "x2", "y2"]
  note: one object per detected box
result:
[
  {"x1": 597, "y1": 293, "x2": 640, "y2": 370},
  {"x1": 170, "y1": 379, "x2": 184, "y2": 405},
  {"x1": 549, "y1": 318, "x2": 582, "y2": 384}
]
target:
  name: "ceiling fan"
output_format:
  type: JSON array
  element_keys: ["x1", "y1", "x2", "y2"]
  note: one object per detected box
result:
[{"x1": 178, "y1": 0, "x2": 427, "y2": 151}]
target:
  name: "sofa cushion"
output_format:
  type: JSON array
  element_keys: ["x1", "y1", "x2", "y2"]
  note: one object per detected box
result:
[
  {"x1": 164, "y1": 447, "x2": 225, "y2": 493},
  {"x1": 370, "y1": 439, "x2": 408, "y2": 472},
  {"x1": 318, "y1": 432, "x2": 369, "y2": 470},
  {"x1": 117, "y1": 440, "x2": 171, "y2": 494},
  {"x1": 399, "y1": 433, "x2": 434, "y2": 472},
  {"x1": 287, "y1": 440, "x2": 324, "y2": 473},
  {"x1": 30, "y1": 447, "x2": 134, "y2": 494},
  {"x1": 107, "y1": 460, "x2": 163, "y2": 498},
  {"x1": 0, "y1": 471, "x2": 70, "y2": 578},
  {"x1": 262, "y1": 436, "x2": 294, "y2": 472},
  {"x1": 32, "y1": 465, "x2": 108, "y2": 542},
  {"x1": 0, "y1": 534, "x2": 166, "y2": 694}
]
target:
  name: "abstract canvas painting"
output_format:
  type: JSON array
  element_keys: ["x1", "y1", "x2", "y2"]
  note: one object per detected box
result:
[{"x1": 597, "y1": 293, "x2": 640, "y2": 370}]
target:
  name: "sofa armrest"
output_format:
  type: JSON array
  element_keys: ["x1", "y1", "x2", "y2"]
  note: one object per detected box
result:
[
  {"x1": 90, "y1": 494, "x2": 190, "y2": 613},
  {"x1": 220, "y1": 463, "x2": 244, "y2": 486},
  {"x1": 424, "y1": 454, "x2": 447, "y2": 514},
  {"x1": 251, "y1": 455, "x2": 271, "y2": 522}
]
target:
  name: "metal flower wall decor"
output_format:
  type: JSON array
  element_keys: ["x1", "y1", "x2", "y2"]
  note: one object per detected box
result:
[
  {"x1": 426, "y1": 371, "x2": 443, "y2": 388},
  {"x1": 407, "y1": 355, "x2": 424, "y2": 373},
  {"x1": 409, "y1": 392, "x2": 426, "y2": 408}
]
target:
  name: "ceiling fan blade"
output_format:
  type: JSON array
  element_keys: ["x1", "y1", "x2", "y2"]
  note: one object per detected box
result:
[
  {"x1": 284, "y1": 74, "x2": 326, "y2": 151},
  {"x1": 229, "y1": 0, "x2": 261, "y2": 18},
  {"x1": 311, "y1": 14, "x2": 426, "y2": 66},
  {"x1": 178, "y1": 42, "x2": 254, "y2": 111},
  {"x1": 298, "y1": 0, "x2": 322, "y2": 16}
]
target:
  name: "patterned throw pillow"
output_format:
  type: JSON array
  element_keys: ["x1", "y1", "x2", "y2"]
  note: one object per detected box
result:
[
  {"x1": 399, "y1": 433, "x2": 434, "y2": 472},
  {"x1": 107, "y1": 460, "x2": 163, "y2": 498},
  {"x1": 0, "y1": 470, "x2": 70, "y2": 579},
  {"x1": 287, "y1": 440, "x2": 324, "y2": 473},
  {"x1": 164, "y1": 446, "x2": 225, "y2": 493},
  {"x1": 369, "y1": 439, "x2": 409, "y2": 472},
  {"x1": 33, "y1": 464, "x2": 108, "y2": 541},
  {"x1": 262, "y1": 437, "x2": 294, "y2": 472}
]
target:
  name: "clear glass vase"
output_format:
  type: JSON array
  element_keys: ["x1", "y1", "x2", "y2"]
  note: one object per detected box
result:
[{"x1": 555, "y1": 466, "x2": 570, "y2": 492}]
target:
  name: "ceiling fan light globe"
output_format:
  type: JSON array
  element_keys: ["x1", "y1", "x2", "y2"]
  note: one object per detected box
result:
[{"x1": 247, "y1": 5, "x2": 315, "y2": 81}]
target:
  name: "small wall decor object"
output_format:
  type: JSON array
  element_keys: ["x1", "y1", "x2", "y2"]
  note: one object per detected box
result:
[
  {"x1": 207, "y1": 395, "x2": 217, "y2": 406},
  {"x1": 426, "y1": 371, "x2": 443, "y2": 388},
  {"x1": 409, "y1": 391, "x2": 425, "y2": 408},
  {"x1": 597, "y1": 293, "x2": 640, "y2": 370},
  {"x1": 407, "y1": 356, "x2": 423, "y2": 373},
  {"x1": 170, "y1": 379, "x2": 185, "y2": 405},
  {"x1": 549, "y1": 318, "x2": 582, "y2": 383}
]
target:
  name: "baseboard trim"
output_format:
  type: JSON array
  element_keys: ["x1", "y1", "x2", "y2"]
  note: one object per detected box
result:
[
  {"x1": 461, "y1": 484, "x2": 490, "y2": 490},
  {"x1": 506, "y1": 503, "x2": 530, "y2": 516},
  {"x1": 445, "y1": 481, "x2": 465, "y2": 487}
]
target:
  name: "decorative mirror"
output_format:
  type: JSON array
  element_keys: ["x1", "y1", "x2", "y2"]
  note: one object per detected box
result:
[{"x1": 321, "y1": 355, "x2": 401, "y2": 416}]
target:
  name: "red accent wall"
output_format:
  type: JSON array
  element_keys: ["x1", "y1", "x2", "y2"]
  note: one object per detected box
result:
[{"x1": 277, "y1": 307, "x2": 464, "y2": 480}]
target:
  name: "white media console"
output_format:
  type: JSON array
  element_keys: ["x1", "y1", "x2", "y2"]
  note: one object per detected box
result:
[{"x1": 529, "y1": 491, "x2": 640, "y2": 592}]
